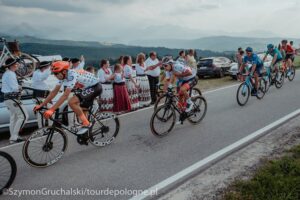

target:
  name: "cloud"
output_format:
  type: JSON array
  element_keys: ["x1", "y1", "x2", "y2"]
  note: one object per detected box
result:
[{"x1": 0, "y1": 0, "x2": 299, "y2": 42}]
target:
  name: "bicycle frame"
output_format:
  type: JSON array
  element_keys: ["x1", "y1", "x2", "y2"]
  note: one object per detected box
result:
[{"x1": 241, "y1": 75, "x2": 254, "y2": 94}]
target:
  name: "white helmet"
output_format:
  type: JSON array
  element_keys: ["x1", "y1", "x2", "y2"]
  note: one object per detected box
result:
[{"x1": 162, "y1": 56, "x2": 174, "y2": 65}]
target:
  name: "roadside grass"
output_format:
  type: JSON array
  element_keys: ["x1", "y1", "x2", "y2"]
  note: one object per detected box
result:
[
  {"x1": 224, "y1": 144, "x2": 300, "y2": 200},
  {"x1": 294, "y1": 55, "x2": 300, "y2": 68},
  {"x1": 197, "y1": 76, "x2": 236, "y2": 91}
]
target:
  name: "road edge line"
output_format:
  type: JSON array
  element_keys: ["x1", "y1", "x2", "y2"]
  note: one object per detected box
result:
[{"x1": 129, "y1": 108, "x2": 300, "y2": 200}]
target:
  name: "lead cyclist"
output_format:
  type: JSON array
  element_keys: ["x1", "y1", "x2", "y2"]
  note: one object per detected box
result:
[{"x1": 33, "y1": 61, "x2": 102, "y2": 135}]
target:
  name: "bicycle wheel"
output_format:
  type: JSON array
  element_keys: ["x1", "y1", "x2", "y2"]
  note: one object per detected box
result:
[
  {"x1": 16, "y1": 53, "x2": 36, "y2": 78},
  {"x1": 187, "y1": 96, "x2": 207, "y2": 124},
  {"x1": 154, "y1": 94, "x2": 167, "y2": 111},
  {"x1": 264, "y1": 75, "x2": 271, "y2": 93},
  {"x1": 88, "y1": 112, "x2": 120, "y2": 147},
  {"x1": 23, "y1": 127, "x2": 68, "y2": 168},
  {"x1": 275, "y1": 71, "x2": 284, "y2": 89},
  {"x1": 256, "y1": 78, "x2": 266, "y2": 99},
  {"x1": 236, "y1": 82, "x2": 250, "y2": 106},
  {"x1": 288, "y1": 66, "x2": 296, "y2": 81},
  {"x1": 0, "y1": 151, "x2": 17, "y2": 195},
  {"x1": 150, "y1": 105, "x2": 176, "y2": 137},
  {"x1": 191, "y1": 88, "x2": 202, "y2": 97}
]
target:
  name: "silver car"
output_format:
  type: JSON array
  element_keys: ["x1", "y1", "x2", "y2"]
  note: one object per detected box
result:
[{"x1": 0, "y1": 55, "x2": 69, "y2": 132}]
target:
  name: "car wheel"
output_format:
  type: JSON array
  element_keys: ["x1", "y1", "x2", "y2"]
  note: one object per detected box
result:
[{"x1": 217, "y1": 70, "x2": 224, "y2": 78}]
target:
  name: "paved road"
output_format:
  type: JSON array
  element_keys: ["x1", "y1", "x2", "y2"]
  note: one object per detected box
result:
[{"x1": 2, "y1": 74, "x2": 300, "y2": 200}]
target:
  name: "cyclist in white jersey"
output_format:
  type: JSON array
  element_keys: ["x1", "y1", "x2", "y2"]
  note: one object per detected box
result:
[
  {"x1": 162, "y1": 57, "x2": 196, "y2": 112},
  {"x1": 34, "y1": 61, "x2": 102, "y2": 134}
]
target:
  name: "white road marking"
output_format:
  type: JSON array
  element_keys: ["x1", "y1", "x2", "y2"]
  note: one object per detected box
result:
[{"x1": 129, "y1": 108, "x2": 300, "y2": 200}]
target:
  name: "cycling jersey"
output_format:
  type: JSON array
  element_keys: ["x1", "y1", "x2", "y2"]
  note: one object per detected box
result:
[
  {"x1": 57, "y1": 69, "x2": 99, "y2": 89},
  {"x1": 173, "y1": 62, "x2": 196, "y2": 81},
  {"x1": 243, "y1": 54, "x2": 263, "y2": 68},
  {"x1": 283, "y1": 44, "x2": 294, "y2": 55},
  {"x1": 266, "y1": 48, "x2": 283, "y2": 61}
]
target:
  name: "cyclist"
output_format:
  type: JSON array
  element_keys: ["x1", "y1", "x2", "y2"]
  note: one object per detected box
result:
[
  {"x1": 262, "y1": 44, "x2": 283, "y2": 83},
  {"x1": 281, "y1": 39, "x2": 295, "y2": 76},
  {"x1": 33, "y1": 61, "x2": 102, "y2": 135},
  {"x1": 238, "y1": 47, "x2": 263, "y2": 96},
  {"x1": 162, "y1": 57, "x2": 196, "y2": 112}
]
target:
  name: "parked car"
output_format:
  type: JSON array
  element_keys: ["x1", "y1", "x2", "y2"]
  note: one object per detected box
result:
[
  {"x1": 197, "y1": 57, "x2": 232, "y2": 78},
  {"x1": 228, "y1": 54, "x2": 273, "y2": 79},
  {"x1": 0, "y1": 55, "x2": 66, "y2": 132}
]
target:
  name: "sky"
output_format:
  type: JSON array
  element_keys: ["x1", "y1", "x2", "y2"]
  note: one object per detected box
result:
[{"x1": 0, "y1": 0, "x2": 299, "y2": 43}]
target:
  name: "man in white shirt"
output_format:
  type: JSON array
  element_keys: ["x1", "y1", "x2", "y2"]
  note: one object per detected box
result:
[
  {"x1": 32, "y1": 61, "x2": 52, "y2": 128},
  {"x1": 71, "y1": 55, "x2": 85, "y2": 70},
  {"x1": 145, "y1": 51, "x2": 162, "y2": 104},
  {"x1": 1, "y1": 58, "x2": 29, "y2": 144}
]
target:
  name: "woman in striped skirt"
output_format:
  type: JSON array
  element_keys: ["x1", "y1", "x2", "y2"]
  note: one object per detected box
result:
[
  {"x1": 97, "y1": 59, "x2": 114, "y2": 112},
  {"x1": 123, "y1": 56, "x2": 139, "y2": 111},
  {"x1": 135, "y1": 53, "x2": 151, "y2": 107}
]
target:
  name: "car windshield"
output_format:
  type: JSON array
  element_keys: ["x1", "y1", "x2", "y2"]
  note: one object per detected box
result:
[{"x1": 198, "y1": 59, "x2": 213, "y2": 67}]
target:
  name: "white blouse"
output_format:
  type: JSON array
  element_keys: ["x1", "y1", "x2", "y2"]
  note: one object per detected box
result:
[
  {"x1": 135, "y1": 63, "x2": 146, "y2": 75},
  {"x1": 97, "y1": 68, "x2": 113, "y2": 83}
]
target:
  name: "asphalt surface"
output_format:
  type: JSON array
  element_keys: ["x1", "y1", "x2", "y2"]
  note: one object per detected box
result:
[{"x1": 1, "y1": 74, "x2": 300, "y2": 200}]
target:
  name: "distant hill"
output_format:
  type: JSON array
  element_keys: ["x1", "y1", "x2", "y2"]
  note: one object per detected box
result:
[
  {"x1": 8, "y1": 40, "x2": 233, "y2": 66},
  {"x1": 130, "y1": 36, "x2": 300, "y2": 52}
]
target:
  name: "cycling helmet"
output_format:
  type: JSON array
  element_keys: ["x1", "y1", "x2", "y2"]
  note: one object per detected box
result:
[
  {"x1": 51, "y1": 61, "x2": 70, "y2": 73},
  {"x1": 267, "y1": 44, "x2": 274, "y2": 50},
  {"x1": 245, "y1": 47, "x2": 253, "y2": 53},
  {"x1": 162, "y1": 56, "x2": 174, "y2": 65}
]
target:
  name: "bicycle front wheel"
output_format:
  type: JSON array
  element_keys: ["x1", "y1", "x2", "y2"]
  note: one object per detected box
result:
[
  {"x1": 23, "y1": 127, "x2": 68, "y2": 168},
  {"x1": 288, "y1": 66, "x2": 296, "y2": 81},
  {"x1": 187, "y1": 96, "x2": 207, "y2": 124},
  {"x1": 275, "y1": 71, "x2": 284, "y2": 89},
  {"x1": 154, "y1": 94, "x2": 167, "y2": 111},
  {"x1": 191, "y1": 88, "x2": 202, "y2": 97},
  {"x1": 0, "y1": 151, "x2": 17, "y2": 195},
  {"x1": 256, "y1": 78, "x2": 266, "y2": 99},
  {"x1": 236, "y1": 82, "x2": 250, "y2": 106},
  {"x1": 89, "y1": 112, "x2": 120, "y2": 147},
  {"x1": 150, "y1": 105, "x2": 176, "y2": 137}
]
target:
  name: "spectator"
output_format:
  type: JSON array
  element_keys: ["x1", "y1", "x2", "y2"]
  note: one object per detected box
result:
[
  {"x1": 112, "y1": 64, "x2": 131, "y2": 114},
  {"x1": 1, "y1": 58, "x2": 28, "y2": 144},
  {"x1": 71, "y1": 55, "x2": 85, "y2": 70},
  {"x1": 177, "y1": 50, "x2": 186, "y2": 65},
  {"x1": 98, "y1": 59, "x2": 114, "y2": 112},
  {"x1": 32, "y1": 61, "x2": 52, "y2": 128},
  {"x1": 119, "y1": 56, "x2": 125, "y2": 68},
  {"x1": 135, "y1": 53, "x2": 151, "y2": 107},
  {"x1": 145, "y1": 51, "x2": 161, "y2": 104},
  {"x1": 186, "y1": 49, "x2": 197, "y2": 70},
  {"x1": 86, "y1": 66, "x2": 96, "y2": 75},
  {"x1": 236, "y1": 47, "x2": 244, "y2": 70},
  {"x1": 124, "y1": 55, "x2": 139, "y2": 110}
]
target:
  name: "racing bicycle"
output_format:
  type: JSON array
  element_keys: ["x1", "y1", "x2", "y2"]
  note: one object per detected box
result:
[
  {"x1": 22, "y1": 99, "x2": 120, "y2": 168},
  {"x1": 0, "y1": 151, "x2": 17, "y2": 195},
  {"x1": 150, "y1": 86, "x2": 207, "y2": 137},
  {"x1": 236, "y1": 73, "x2": 266, "y2": 106}
]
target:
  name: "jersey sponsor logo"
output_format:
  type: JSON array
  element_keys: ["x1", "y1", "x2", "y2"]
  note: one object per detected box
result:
[{"x1": 81, "y1": 88, "x2": 95, "y2": 97}]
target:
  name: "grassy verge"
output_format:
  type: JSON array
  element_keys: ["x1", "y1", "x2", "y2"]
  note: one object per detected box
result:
[
  {"x1": 198, "y1": 76, "x2": 236, "y2": 91},
  {"x1": 294, "y1": 55, "x2": 300, "y2": 68},
  {"x1": 224, "y1": 144, "x2": 300, "y2": 200}
]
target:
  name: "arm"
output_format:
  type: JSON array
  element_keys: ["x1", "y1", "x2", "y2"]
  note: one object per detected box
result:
[
  {"x1": 38, "y1": 68, "x2": 51, "y2": 81},
  {"x1": 262, "y1": 54, "x2": 267, "y2": 62},
  {"x1": 173, "y1": 70, "x2": 192, "y2": 78},
  {"x1": 49, "y1": 88, "x2": 71, "y2": 111},
  {"x1": 250, "y1": 64, "x2": 257, "y2": 75},
  {"x1": 271, "y1": 54, "x2": 278, "y2": 66},
  {"x1": 39, "y1": 85, "x2": 61, "y2": 106}
]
